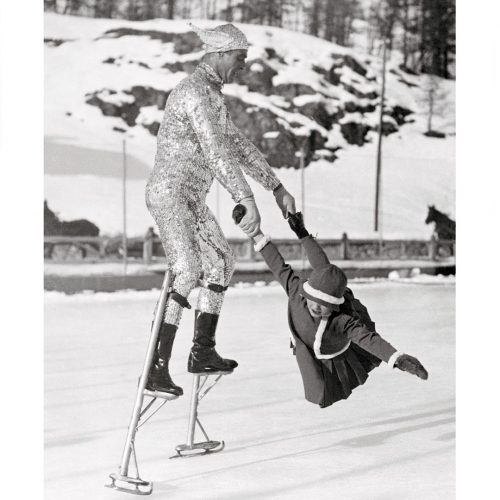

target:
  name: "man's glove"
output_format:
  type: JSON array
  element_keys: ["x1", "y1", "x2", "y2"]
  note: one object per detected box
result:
[
  {"x1": 394, "y1": 354, "x2": 429, "y2": 380},
  {"x1": 273, "y1": 184, "x2": 296, "y2": 218},
  {"x1": 238, "y1": 196, "x2": 261, "y2": 237},
  {"x1": 287, "y1": 212, "x2": 309, "y2": 239}
]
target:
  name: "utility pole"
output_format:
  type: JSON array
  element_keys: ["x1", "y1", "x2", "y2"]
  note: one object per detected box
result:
[
  {"x1": 300, "y1": 143, "x2": 306, "y2": 271},
  {"x1": 215, "y1": 180, "x2": 220, "y2": 221},
  {"x1": 374, "y1": 37, "x2": 388, "y2": 232},
  {"x1": 122, "y1": 138, "x2": 128, "y2": 275}
]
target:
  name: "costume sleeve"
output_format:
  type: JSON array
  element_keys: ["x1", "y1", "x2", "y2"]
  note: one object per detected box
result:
[
  {"x1": 184, "y1": 84, "x2": 253, "y2": 202},
  {"x1": 260, "y1": 240, "x2": 301, "y2": 298},
  {"x1": 300, "y1": 235, "x2": 331, "y2": 270},
  {"x1": 228, "y1": 118, "x2": 281, "y2": 191},
  {"x1": 343, "y1": 316, "x2": 396, "y2": 363}
]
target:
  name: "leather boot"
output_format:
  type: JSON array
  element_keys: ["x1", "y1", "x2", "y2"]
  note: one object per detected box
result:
[
  {"x1": 146, "y1": 323, "x2": 183, "y2": 396},
  {"x1": 188, "y1": 310, "x2": 238, "y2": 373}
]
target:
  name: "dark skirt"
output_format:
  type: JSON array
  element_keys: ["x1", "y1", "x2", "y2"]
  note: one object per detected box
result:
[
  {"x1": 292, "y1": 335, "x2": 383, "y2": 408},
  {"x1": 320, "y1": 343, "x2": 381, "y2": 408}
]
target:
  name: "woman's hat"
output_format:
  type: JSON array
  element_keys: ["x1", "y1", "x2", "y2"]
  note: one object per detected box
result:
[{"x1": 301, "y1": 265, "x2": 347, "y2": 310}]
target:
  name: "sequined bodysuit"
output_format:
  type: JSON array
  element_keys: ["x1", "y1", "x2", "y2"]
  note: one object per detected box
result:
[{"x1": 146, "y1": 63, "x2": 281, "y2": 324}]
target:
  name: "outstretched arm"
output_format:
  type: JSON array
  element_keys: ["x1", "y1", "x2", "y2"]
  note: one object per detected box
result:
[
  {"x1": 259, "y1": 237, "x2": 302, "y2": 298},
  {"x1": 343, "y1": 316, "x2": 428, "y2": 380},
  {"x1": 184, "y1": 84, "x2": 252, "y2": 203},
  {"x1": 229, "y1": 120, "x2": 296, "y2": 217},
  {"x1": 233, "y1": 205, "x2": 301, "y2": 297},
  {"x1": 229, "y1": 121, "x2": 281, "y2": 191},
  {"x1": 287, "y1": 212, "x2": 330, "y2": 269}
]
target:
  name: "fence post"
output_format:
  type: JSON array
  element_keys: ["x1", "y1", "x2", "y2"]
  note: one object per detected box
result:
[
  {"x1": 247, "y1": 239, "x2": 256, "y2": 261},
  {"x1": 99, "y1": 239, "x2": 107, "y2": 259},
  {"x1": 341, "y1": 232, "x2": 349, "y2": 260},
  {"x1": 429, "y1": 234, "x2": 438, "y2": 260},
  {"x1": 143, "y1": 231, "x2": 154, "y2": 265}
]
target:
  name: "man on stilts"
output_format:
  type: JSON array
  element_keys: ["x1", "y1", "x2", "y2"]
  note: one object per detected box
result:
[{"x1": 145, "y1": 22, "x2": 296, "y2": 396}]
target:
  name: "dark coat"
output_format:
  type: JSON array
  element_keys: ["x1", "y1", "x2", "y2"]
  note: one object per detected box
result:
[{"x1": 260, "y1": 236, "x2": 397, "y2": 407}]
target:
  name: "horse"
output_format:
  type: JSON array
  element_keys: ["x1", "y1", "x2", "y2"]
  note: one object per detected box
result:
[{"x1": 425, "y1": 205, "x2": 455, "y2": 240}]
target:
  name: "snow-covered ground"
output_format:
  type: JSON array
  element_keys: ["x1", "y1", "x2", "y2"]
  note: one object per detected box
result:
[
  {"x1": 45, "y1": 281, "x2": 455, "y2": 499},
  {"x1": 44, "y1": 13, "x2": 455, "y2": 240}
]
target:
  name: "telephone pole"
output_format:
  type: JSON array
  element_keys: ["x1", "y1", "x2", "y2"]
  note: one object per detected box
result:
[{"x1": 374, "y1": 37, "x2": 388, "y2": 232}]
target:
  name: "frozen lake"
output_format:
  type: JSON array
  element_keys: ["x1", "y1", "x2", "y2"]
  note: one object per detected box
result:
[{"x1": 45, "y1": 280, "x2": 455, "y2": 499}]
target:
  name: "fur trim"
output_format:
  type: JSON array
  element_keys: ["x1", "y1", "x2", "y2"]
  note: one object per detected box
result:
[
  {"x1": 313, "y1": 318, "x2": 351, "y2": 359},
  {"x1": 254, "y1": 235, "x2": 271, "y2": 252},
  {"x1": 387, "y1": 351, "x2": 404, "y2": 369},
  {"x1": 303, "y1": 281, "x2": 345, "y2": 305}
]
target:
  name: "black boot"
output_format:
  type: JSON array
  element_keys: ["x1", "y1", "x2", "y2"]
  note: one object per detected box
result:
[
  {"x1": 146, "y1": 323, "x2": 183, "y2": 396},
  {"x1": 188, "y1": 311, "x2": 238, "y2": 373}
]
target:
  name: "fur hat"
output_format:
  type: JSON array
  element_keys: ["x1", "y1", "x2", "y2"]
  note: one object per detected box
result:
[
  {"x1": 189, "y1": 22, "x2": 249, "y2": 53},
  {"x1": 301, "y1": 265, "x2": 347, "y2": 310}
]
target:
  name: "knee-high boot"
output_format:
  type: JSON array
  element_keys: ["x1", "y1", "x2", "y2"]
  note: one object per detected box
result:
[
  {"x1": 187, "y1": 310, "x2": 238, "y2": 373},
  {"x1": 146, "y1": 323, "x2": 183, "y2": 396}
]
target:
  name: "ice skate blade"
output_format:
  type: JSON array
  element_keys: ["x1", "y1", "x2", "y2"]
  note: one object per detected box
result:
[
  {"x1": 188, "y1": 369, "x2": 234, "y2": 376},
  {"x1": 170, "y1": 440, "x2": 225, "y2": 459},
  {"x1": 143, "y1": 388, "x2": 179, "y2": 400},
  {"x1": 105, "y1": 473, "x2": 153, "y2": 495}
]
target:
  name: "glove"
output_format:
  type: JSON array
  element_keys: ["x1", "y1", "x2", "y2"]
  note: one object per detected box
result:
[
  {"x1": 394, "y1": 354, "x2": 428, "y2": 380},
  {"x1": 238, "y1": 196, "x2": 261, "y2": 238},
  {"x1": 287, "y1": 212, "x2": 309, "y2": 239},
  {"x1": 273, "y1": 184, "x2": 296, "y2": 218},
  {"x1": 232, "y1": 204, "x2": 246, "y2": 225}
]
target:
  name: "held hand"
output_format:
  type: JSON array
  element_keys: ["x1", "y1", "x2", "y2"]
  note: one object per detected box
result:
[
  {"x1": 232, "y1": 204, "x2": 246, "y2": 225},
  {"x1": 287, "y1": 212, "x2": 309, "y2": 239},
  {"x1": 395, "y1": 354, "x2": 428, "y2": 380},
  {"x1": 237, "y1": 196, "x2": 261, "y2": 238},
  {"x1": 273, "y1": 184, "x2": 296, "y2": 218}
]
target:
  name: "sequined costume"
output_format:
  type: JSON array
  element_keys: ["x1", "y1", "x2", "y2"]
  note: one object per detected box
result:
[{"x1": 146, "y1": 62, "x2": 281, "y2": 325}]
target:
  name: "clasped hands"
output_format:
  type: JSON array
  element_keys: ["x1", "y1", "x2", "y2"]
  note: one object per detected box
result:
[{"x1": 237, "y1": 184, "x2": 296, "y2": 238}]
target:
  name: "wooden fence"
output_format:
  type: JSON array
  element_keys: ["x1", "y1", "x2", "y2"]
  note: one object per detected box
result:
[{"x1": 44, "y1": 233, "x2": 455, "y2": 264}]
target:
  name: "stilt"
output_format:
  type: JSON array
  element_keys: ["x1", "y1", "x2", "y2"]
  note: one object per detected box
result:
[
  {"x1": 171, "y1": 371, "x2": 232, "y2": 458},
  {"x1": 106, "y1": 270, "x2": 178, "y2": 495}
]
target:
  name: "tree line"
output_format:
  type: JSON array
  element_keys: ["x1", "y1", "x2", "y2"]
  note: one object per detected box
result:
[{"x1": 44, "y1": 0, "x2": 455, "y2": 78}]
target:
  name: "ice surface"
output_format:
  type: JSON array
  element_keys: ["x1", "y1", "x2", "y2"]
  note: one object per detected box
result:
[{"x1": 45, "y1": 281, "x2": 455, "y2": 499}]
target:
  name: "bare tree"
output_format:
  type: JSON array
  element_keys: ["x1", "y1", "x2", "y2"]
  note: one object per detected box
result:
[
  {"x1": 63, "y1": 0, "x2": 82, "y2": 15},
  {"x1": 324, "y1": 0, "x2": 335, "y2": 41},
  {"x1": 418, "y1": 74, "x2": 449, "y2": 133},
  {"x1": 94, "y1": 0, "x2": 115, "y2": 18},
  {"x1": 309, "y1": 0, "x2": 322, "y2": 37}
]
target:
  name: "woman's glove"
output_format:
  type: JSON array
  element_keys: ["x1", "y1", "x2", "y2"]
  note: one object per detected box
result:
[
  {"x1": 273, "y1": 184, "x2": 296, "y2": 218},
  {"x1": 238, "y1": 196, "x2": 261, "y2": 238},
  {"x1": 232, "y1": 204, "x2": 246, "y2": 225},
  {"x1": 394, "y1": 354, "x2": 428, "y2": 380},
  {"x1": 287, "y1": 212, "x2": 309, "y2": 239}
]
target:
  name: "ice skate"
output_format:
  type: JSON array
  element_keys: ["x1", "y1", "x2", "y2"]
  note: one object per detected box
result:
[{"x1": 171, "y1": 370, "x2": 231, "y2": 458}]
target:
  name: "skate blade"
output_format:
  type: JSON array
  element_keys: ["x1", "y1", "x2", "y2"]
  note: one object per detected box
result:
[
  {"x1": 105, "y1": 473, "x2": 153, "y2": 495},
  {"x1": 170, "y1": 440, "x2": 225, "y2": 459},
  {"x1": 143, "y1": 389, "x2": 179, "y2": 400},
  {"x1": 188, "y1": 369, "x2": 234, "y2": 376}
]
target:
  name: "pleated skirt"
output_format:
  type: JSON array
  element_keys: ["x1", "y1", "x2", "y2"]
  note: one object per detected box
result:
[{"x1": 320, "y1": 343, "x2": 382, "y2": 408}]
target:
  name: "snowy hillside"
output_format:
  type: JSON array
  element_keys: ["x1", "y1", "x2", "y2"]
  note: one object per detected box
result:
[{"x1": 44, "y1": 13, "x2": 455, "y2": 239}]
